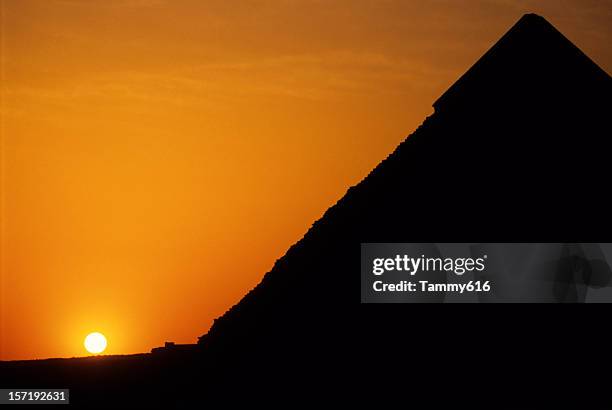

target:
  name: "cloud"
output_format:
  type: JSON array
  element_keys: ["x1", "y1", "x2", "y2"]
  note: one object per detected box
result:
[
  {"x1": 2, "y1": 49, "x2": 454, "y2": 121},
  {"x1": 55, "y1": 0, "x2": 166, "y2": 8}
]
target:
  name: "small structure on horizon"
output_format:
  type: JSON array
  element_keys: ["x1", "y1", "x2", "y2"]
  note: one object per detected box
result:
[{"x1": 151, "y1": 341, "x2": 198, "y2": 355}]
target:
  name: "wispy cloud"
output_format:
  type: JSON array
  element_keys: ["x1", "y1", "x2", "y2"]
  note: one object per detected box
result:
[
  {"x1": 2, "y1": 50, "x2": 454, "y2": 121},
  {"x1": 55, "y1": 0, "x2": 166, "y2": 8}
]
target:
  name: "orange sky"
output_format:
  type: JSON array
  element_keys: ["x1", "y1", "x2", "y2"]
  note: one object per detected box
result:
[{"x1": 1, "y1": 0, "x2": 610, "y2": 360}]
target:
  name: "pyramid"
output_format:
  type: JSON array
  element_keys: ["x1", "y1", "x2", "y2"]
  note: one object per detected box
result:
[
  {"x1": 195, "y1": 14, "x2": 611, "y2": 404},
  {"x1": 433, "y1": 14, "x2": 610, "y2": 113}
]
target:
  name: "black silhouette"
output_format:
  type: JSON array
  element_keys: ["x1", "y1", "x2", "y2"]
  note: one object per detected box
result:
[{"x1": 1, "y1": 14, "x2": 611, "y2": 407}]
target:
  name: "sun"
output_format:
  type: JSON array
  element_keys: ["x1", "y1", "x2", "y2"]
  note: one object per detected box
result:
[{"x1": 84, "y1": 332, "x2": 107, "y2": 354}]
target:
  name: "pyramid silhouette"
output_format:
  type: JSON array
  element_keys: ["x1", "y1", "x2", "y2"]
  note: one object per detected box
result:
[{"x1": 194, "y1": 14, "x2": 611, "y2": 405}]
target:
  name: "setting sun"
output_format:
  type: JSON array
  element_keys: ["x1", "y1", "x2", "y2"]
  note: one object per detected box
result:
[{"x1": 84, "y1": 332, "x2": 107, "y2": 355}]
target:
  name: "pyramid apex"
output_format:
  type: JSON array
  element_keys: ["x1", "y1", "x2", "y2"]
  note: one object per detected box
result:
[
  {"x1": 513, "y1": 13, "x2": 554, "y2": 31},
  {"x1": 519, "y1": 13, "x2": 545, "y2": 20},
  {"x1": 432, "y1": 13, "x2": 610, "y2": 113}
]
